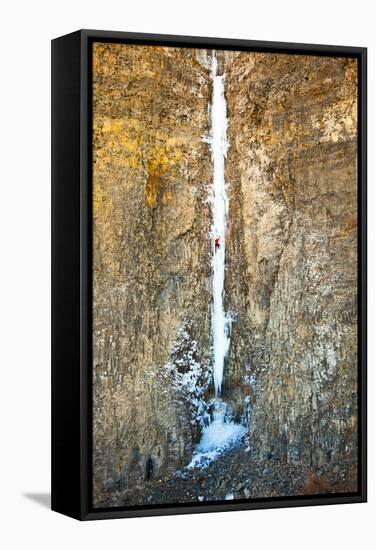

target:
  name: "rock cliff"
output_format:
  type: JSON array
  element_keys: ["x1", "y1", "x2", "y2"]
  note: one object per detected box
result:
[
  {"x1": 92, "y1": 44, "x2": 358, "y2": 506},
  {"x1": 92, "y1": 43, "x2": 213, "y2": 505},
  {"x1": 223, "y1": 52, "x2": 358, "y2": 484}
]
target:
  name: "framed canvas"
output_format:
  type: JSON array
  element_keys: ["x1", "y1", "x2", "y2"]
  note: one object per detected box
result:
[{"x1": 51, "y1": 29, "x2": 367, "y2": 520}]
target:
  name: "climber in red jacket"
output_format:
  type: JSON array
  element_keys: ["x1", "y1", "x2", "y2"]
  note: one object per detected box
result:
[{"x1": 215, "y1": 236, "x2": 220, "y2": 251}]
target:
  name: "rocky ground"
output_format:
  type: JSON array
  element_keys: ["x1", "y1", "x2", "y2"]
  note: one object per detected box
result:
[{"x1": 96, "y1": 438, "x2": 357, "y2": 508}]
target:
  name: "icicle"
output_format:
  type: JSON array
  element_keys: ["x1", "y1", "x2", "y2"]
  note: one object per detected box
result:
[{"x1": 209, "y1": 51, "x2": 229, "y2": 397}]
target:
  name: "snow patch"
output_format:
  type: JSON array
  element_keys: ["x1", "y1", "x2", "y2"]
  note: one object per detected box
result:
[
  {"x1": 198, "y1": 412, "x2": 246, "y2": 453},
  {"x1": 187, "y1": 401, "x2": 246, "y2": 469},
  {"x1": 163, "y1": 324, "x2": 211, "y2": 430}
]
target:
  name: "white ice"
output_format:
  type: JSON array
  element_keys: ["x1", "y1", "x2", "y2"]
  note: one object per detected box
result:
[
  {"x1": 198, "y1": 407, "x2": 246, "y2": 453},
  {"x1": 209, "y1": 51, "x2": 230, "y2": 398},
  {"x1": 187, "y1": 401, "x2": 246, "y2": 469}
]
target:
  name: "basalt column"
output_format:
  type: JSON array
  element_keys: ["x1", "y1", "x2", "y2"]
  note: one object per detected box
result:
[
  {"x1": 224, "y1": 52, "x2": 358, "y2": 489},
  {"x1": 92, "y1": 44, "x2": 213, "y2": 506}
]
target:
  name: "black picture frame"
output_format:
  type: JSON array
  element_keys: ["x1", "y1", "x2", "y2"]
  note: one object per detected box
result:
[{"x1": 51, "y1": 29, "x2": 367, "y2": 520}]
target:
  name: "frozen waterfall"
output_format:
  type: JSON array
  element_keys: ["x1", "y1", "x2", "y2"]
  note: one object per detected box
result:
[
  {"x1": 187, "y1": 52, "x2": 246, "y2": 468},
  {"x1": 210, "y1": 51, "x2": 230, "y2": 398}
]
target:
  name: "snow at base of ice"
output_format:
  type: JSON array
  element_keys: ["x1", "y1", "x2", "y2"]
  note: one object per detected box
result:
[
  {"x1": 198, "y1": 412, "x2": 245, "y2": 453},
  {"x1": 187, "y1": 424, "x2": 245, "y2": 470},
  {"x1": 187, "y1": 401, "x2": 246, "y2": 469}
]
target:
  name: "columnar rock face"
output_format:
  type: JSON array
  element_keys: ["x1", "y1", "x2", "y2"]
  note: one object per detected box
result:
[
  {"x1": 92, "y1": 43, "x2": 213, "y2": 505},
  {"x1": 92, "y1": 44, "x2": 358, "y2": 507},
  {"x1": 223, "y1": 52, "x2": 358, "y2": 483}
]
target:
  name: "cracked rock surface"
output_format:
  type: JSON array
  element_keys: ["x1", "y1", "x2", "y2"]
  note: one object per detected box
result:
[{"x1": 92, "y1": 45, "x2": 358, "y2": 507}]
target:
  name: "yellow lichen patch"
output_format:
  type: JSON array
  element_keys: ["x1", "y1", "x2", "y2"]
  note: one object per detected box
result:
[
  {"x1": 96, "y1": 118, "x2": 143, "y2": 172},
  {"x1": 145, "y1": 145, "x2": 168, "y2": 208},
  {"x1": 162, "y1": 190, "x2": 174, "y2": 205},
  {"x1": 144, "y1": 141, "x2": 183, "y2": 208},
  {"x1": 95, "y1": 116, "x2": 185, "y2": 209},
  {"x1": 96, "y1": 118, "x2": 185, "y2": 183},
  {"x1": 111, "y1": 120, "x2": 122, "y2": 134},
  {"x1": 148, "y1": 144, "x2": 169, "y2": 177},
  {"x1": 145, "y1": 174, "x2": 159, "y2": 209}
]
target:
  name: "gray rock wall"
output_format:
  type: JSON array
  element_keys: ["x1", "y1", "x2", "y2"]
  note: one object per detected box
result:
[{"x1": 224, "y1": 52, "x2": 358, "y2": 484}]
